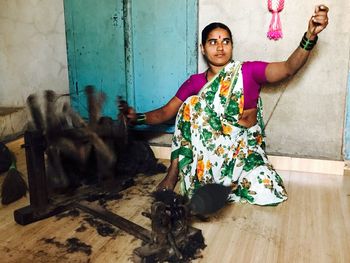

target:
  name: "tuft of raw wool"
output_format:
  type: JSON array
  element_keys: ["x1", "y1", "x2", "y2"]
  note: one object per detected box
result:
[{"x1": 1, "y1": 156, "x2": 27, "y2": 205}]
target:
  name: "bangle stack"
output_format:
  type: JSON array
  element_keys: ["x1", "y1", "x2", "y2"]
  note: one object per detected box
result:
[
  {"x1": 300, "y1": 32, "x2": 318, "y2": 51},
  {"x1": 135, "y1": 113, "x2": 147, "y2": 125}
]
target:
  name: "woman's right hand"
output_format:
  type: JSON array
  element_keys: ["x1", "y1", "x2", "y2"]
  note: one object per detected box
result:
[
  {"x1": 118, "y1": 96, "x2": 183, "y2": 126},
  {"x1": 118, "y1": 98, "x2": 137, "y2": 125}
]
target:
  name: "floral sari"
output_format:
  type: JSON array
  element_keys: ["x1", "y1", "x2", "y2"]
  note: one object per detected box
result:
[{"x1": 171, "y1": 61, "x2": 287, "y2": 205}]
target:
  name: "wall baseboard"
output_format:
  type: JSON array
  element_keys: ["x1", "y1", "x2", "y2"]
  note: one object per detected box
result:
[{"x1": 151, "y1": 145, "x2": 345, "y2": 176}]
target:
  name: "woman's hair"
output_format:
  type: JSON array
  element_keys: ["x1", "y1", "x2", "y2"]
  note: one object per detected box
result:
[{"x1": 201, "y1": 22, "x2": 232, "y2": 46}]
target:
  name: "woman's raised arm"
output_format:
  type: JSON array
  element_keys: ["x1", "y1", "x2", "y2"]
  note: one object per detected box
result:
[{"x1": 265, "y1": 4, "x2": 329, "y2": 83}]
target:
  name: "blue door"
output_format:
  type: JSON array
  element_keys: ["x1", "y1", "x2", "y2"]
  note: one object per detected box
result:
[
  {"x1": 128, "y1": 0, "x2": 198, "y2": 113},
  {"x1": 64, "y1": 0, "x2": 198, "y2": 120},
  {"x1": 64, "y1": 0, "x2": 126, "y2": 118}
]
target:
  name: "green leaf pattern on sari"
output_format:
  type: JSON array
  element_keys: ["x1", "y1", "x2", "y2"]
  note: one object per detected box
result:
[{"x1": 243, "y1": 152, "x2": 265, "y2": 172}]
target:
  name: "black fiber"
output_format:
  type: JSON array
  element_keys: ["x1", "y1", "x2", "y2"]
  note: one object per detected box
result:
[
  {"x1": 1, "y1": 168, "x2": 27, "y2": 205},
  {"x1": 189, "y1": 184, "x2": 231, "y2": 215},
  {"x1": 0, "y1": 142, "x2": 11, "y2": 174}
]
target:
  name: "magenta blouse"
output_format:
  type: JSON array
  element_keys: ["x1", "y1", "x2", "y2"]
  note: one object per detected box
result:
[{"x1": 175, "y1": 61, "x2": 268, "y2": 109}]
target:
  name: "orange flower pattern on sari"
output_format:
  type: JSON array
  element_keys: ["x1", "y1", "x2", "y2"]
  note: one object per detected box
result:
[
  {"x1": 262, "y1": 178, "x2": 271, "y2": 185},
  {"x1": 215, "y1": 145, "x2": 225, "y2": 156},
  {"x1": 190, "y1": 96, "x2": 199, "y2": 106},
  {"x1": 206, "y1": 160, "x2": 212, "y2": 170},
  {"x1": 192, "y1": 123, "x2": 199, "y2": 130},
  {"x1": 222, "y1": 123, "x2": 233, "y2": 135},
  {"x1": 239, "y1": 140, "x2": 246, "y2": 149},
  {"x1": 219, "y1": 79, "x2": 230, "y2": 97},
  {"x1": 183, "y1": 103, "x2": 191, "y2": 121},
  {"x1": 239, "y1": 96, "x2": 244, "y2": 114},
  {"x1": 196, "y1": 159, "x2": 204, "y2": 181},
  {"x1": 233, "y1": 146, "x2": 240, "y2": 158},
  {"x1": 256, "y1": 134, "x2": 263, "y2": 145}
]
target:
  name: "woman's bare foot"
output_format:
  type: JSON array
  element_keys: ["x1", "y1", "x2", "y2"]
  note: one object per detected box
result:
[{"x1": 156, "y1": 158, "x2": 179, "y2": 191}]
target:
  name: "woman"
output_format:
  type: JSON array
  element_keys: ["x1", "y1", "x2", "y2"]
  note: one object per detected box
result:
[{"x1": 123, "y1": 5, "x2": 329, "y2": 205}]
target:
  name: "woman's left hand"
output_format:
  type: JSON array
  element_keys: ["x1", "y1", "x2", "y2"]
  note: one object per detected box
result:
[{"x1": 308, "y1": 4, "x2": 329, "y2": 38}]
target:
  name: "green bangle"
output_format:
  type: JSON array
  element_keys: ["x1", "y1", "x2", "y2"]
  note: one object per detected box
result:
[
  {"x1": 135, "y1": 113, "x2": 146, "y2": 125},
  {"x1": 300, "y1": 32, "x2": 318, "y2": 51}
]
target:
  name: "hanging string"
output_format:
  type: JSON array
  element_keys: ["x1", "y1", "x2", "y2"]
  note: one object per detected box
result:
[{"x1": 267, "y1": 0, "x2": 285, "y2": 40}]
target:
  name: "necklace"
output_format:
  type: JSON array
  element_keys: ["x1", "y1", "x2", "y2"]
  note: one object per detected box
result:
[{"x1": 205, "y1": 69, "x2": 209, "y2": 82}]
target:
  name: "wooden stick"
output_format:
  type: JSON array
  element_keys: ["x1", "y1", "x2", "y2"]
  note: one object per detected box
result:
[{"x1": 76, "y1": 201, "x2": 152, "y2": 243}]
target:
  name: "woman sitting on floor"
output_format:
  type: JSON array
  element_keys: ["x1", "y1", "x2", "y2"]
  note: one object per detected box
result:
[{"x1": 121, "y1": 5, "x2": 329, "y2": 206}]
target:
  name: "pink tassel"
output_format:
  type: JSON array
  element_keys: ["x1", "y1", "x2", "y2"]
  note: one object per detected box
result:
[{"x1": 267, "y1": 0, "x2": 285, "y2": 40}]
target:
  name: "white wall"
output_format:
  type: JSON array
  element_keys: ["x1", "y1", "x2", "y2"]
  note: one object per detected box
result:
[
  {"x1": 0, "y1": 0, "x2": 69, "y2": 106},
  {"x1": 199, "y1": 0, "x2": 350, "y2": 160}
]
